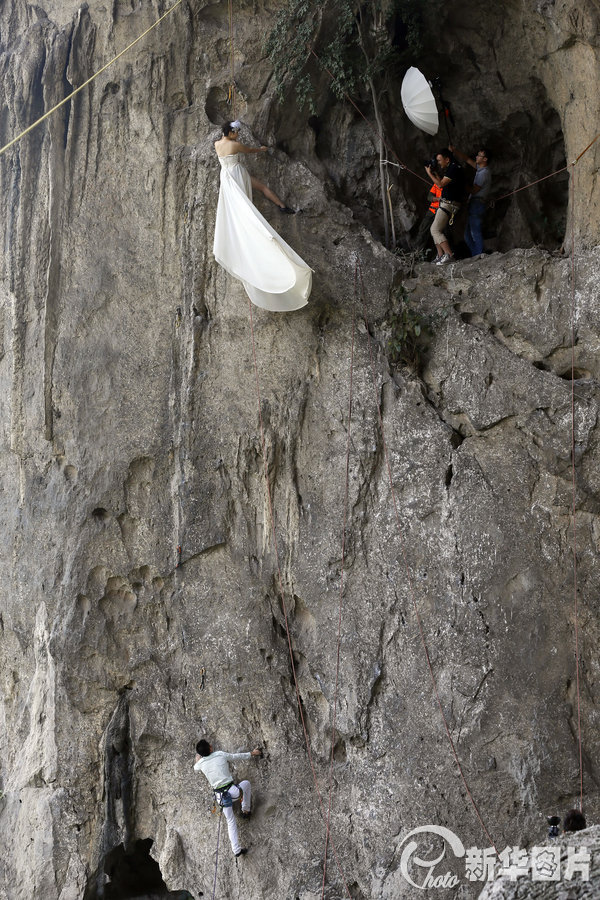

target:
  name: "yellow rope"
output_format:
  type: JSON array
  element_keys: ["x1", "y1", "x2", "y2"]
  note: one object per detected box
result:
[{"x1": 0, "y1": 0, "x2": 185, "y2": 158}]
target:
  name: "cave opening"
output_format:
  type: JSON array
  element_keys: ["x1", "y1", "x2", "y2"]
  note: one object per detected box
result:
[
  {"x1": 83, "y1": 838, "x2": 197, "y2": 900},
  {"x1": 263, "y1": 0, "x2": 569, "y2": 253},
  {"x1": 200, "y1": 0, "x2": 571, "y2": 253}
]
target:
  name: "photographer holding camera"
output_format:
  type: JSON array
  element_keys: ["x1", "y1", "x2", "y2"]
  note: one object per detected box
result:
[
  {"x1": 413, "y1": 157, "x2": 443, "y2": 253},
  {"x1": 425, "y1": 149, "x2": 466, "y2": 265}
]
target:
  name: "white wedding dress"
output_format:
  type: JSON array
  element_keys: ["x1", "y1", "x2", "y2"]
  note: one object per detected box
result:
[{"x1": 213, "y1": 153, "x2": 312, "y2": 311}]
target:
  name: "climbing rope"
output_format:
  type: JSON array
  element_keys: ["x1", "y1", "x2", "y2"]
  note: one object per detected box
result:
[
  {"x1": 321, "y1": 266, "x2": 357, "y2": 897},
  {"x1": 575, "y1": 132, "x2": 600, "y2": 163},
  {"x1": 0, "y1": 0, "x2": 185, "y2": 158},
  {"x1": 247, "y1": 296, "x2": 352, "y2": 898},
  {"x1": 309, "y1": 48, "x2": 430, "y2": 187},
  {"x1": 492, "y1": 164, "x2": 570, "y2": 204},
  {"x1": 357, "y1": 263, "x2": 497, "y2": 851},
  {"x1": 480, "y1": 133, "x2": 599, "y2": 205},
  {"x1": 227, "y1": 0, "x2": 236, "y2": 116},
  {"x1": 310, "y1": 43, "x2": 600, "y2": 218},
  {"x1": 569, "y1": 164, "x2": 584, "y2": 811},
  {"x1": 480, "y1": 157, "x2": 587, "y2": 812},
  {"x1": 211, "y1": 809, "x2": 222, "y2": 900}
]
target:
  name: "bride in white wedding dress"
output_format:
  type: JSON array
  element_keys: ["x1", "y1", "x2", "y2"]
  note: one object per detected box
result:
[{"x1": 213, "y1": 121, "x2": 312, "y2": 312}]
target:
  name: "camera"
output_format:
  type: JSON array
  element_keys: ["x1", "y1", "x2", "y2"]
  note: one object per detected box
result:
[
  {"x1": 547, "y1": 815, "x2": 561, "y2": 838},
  {"x1": 423, "y1": 157, "x2": 438, "y2": 170}
]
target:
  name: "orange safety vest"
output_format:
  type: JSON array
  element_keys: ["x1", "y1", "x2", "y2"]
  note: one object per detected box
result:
[{"x1": 428, "y1": 183, "x2": 442, "y2": 213}]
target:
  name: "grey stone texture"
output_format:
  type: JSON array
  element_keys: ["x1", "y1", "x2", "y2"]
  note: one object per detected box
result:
[
  {"x1": 479, "y1": 825, "x2": 600, "y2": 898},
  {"x1": 0, "y1": 1, "x2": 599, "y2": 899}
]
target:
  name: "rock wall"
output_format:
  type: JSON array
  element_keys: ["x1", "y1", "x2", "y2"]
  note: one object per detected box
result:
[
  {"x1": 478, "y1": 824, "x2": 600, "y2": 898},
  {"x1": 274, "y1": 0, "x2": 600, "y2": 252},
  {"x1": 0, "y1": 1, "x2": 599, "y2": 899}
]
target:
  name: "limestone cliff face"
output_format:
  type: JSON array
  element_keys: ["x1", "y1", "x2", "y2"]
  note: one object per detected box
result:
[
  {"x1": 479, "y1": 825, "x2": 600, "y2": 898},
  {"x1": 0, "y1": 2, "x2": 598, "y2": 899}
]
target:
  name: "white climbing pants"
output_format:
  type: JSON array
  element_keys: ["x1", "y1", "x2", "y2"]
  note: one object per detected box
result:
[{"x1": 222, "y1": 780, "x2": 251, "y2": 855}]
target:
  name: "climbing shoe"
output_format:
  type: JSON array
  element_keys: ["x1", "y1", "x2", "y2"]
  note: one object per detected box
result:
[
  {"x1": 235, "y1": 848, "x2": 248, "y2": 857},
  {"x1": 279, "y1": 206, "x2": 295, "y2": 214},
  {"x1": 241, "y1": 810, "x2": 251, "y2": 819}
]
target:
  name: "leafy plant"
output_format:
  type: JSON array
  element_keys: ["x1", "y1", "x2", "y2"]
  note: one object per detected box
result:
[
  {"x1": 265, "y1": 0, "x2": 440, "y2": 247},
  {"x1": 265, "y1": 0, "x2": 437, "y2": 110},
  {"x1": 387, "y1": 284, "x2": 449, "y2": 371}
]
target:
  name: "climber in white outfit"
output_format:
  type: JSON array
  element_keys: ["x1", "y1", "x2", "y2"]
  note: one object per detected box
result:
[{"x1": 194, "y1": 739, "x2": 262, "y2": 856}]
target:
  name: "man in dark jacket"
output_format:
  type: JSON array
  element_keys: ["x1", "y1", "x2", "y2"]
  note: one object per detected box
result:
[{"x1": 425, "y1": 149, "x2": 465, "y2": 265}]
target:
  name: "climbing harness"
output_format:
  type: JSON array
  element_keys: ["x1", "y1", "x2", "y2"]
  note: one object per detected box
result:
[
  {"x1": 439, "y1": 198, "x2": 461, "y2": 226},
  {"x1": 213, "y1": 784, "x2": 234, "y2": 808}
]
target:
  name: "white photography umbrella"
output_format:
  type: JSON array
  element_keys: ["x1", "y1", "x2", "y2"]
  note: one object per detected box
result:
[{"x1": 401, "y1": 67, "x2": 439, "y2": 135}]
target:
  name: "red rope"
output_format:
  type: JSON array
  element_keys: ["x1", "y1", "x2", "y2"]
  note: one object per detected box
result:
[
  {"x1": 576, "y1": 132, "x2": 600, "y2": 162},
  {"x1": 211, "y1": 810, "x2": 222, "y2": 900},
  {"x1": 228, "y1": 0, "x2": 236, "y2": 117},
  {"x1": 321, "y1": 267, "x2": 357, "y2": 896},
  {"x1": 310, "y1": 45, "x2": 599, "y2": 211},
  {"x1": 486, "y1": 132, "x2": 598, "y2": 204},
  {"x1": 569, "y1": 164, "x2": 584, "y2": 810},
  {"x1": 247, "y1": 297, "x2": 352, "y2": 897},
  {"x1": 357, "y1": 265, "x2": 497, "y2": 851},
  {"x1": 493, "y1": 164, "x2": 570, "y2": 203}
]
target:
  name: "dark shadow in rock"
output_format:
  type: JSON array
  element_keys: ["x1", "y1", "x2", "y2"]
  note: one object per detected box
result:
[
  {"x1": 559, "y1": 367, "x2": 592, "y2": 381},
  {"x1": 205, "y1": 86, "x2": 243, "y2": 127},
  {"x1": 265, "y1": 2, "x2": 569, "y2": 252},
  {"x1": 83, "y1": 838, "x2": 198, "y2": 899}
]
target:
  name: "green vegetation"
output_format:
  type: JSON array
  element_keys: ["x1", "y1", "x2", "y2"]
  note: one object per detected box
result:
[
  {"x1": 265, "y1": 0, "x2": 441, "y2": 247},
  {"x1": 265, "y1": 0, "x2": 437, "y2": 112},
  {"x1": 387, "y1": 283, "x2": 449, "y2": 371}
]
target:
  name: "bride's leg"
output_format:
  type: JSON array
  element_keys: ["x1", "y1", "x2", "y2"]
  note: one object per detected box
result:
[{"x1": 251, "y1": 176, "x2": 284, "y2": 208}]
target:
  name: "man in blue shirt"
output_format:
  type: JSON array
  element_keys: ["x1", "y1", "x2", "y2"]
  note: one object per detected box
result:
[{"x1": 450, "y1": 145, "x2": 492, "y2": 257}]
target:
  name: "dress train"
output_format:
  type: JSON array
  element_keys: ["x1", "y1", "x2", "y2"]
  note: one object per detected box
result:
[{"x1": 213, "y1": 153, "x2": 312, "y2": 312}]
